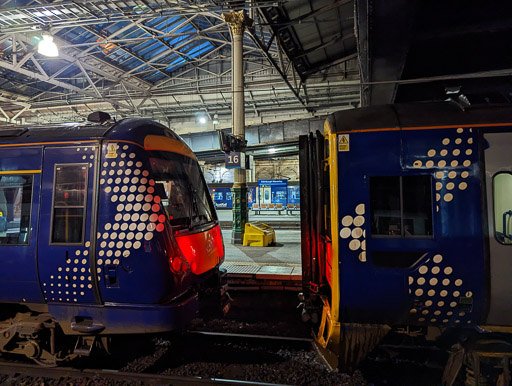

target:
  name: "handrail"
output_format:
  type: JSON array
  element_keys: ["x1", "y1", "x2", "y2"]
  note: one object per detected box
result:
[{"x1": 502, "y1": 210, "x2": 512, "y2": 241}]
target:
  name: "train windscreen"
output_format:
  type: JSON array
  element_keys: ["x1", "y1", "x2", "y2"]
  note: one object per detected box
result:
[{"x1": 148, "y1": 151, "x2": 216, "y2": 231}]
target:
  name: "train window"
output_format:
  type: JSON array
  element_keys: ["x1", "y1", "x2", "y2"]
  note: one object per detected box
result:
[
  {"x1": 149, "y1": 152, "x2": 216, "y2": 231},
  {"x1": 0, "y1": 175, "x2": 33, "y2": 245},
  {"x1": 403, "y1": 175, "x2": 433, "y2": 236},
  {"x1": 493, "y1": 172, "x2": 512, "y2": 245},
  {"x1": 51, "y1": 164, "x2": 88, "y2": 244},
  {"x1": 370, "y1": 175, "x2": 433, "y2": 237},
  {"x1": 370, "y1": 176, "x2": 401, "y2": 236}
]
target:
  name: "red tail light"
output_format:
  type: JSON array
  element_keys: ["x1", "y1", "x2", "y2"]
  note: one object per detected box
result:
[
  {"x1": 166, "y1": 233, "x2": 190, "y2": 275},
  {"x1": 170, "y1": 256, "x2": 183, "y2": 273}
]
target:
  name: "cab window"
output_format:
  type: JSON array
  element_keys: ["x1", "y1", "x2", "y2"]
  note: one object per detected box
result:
[
  {"x1": 149, "y1": 151, "x2": 216, "y2": 231},
  {"x1": 0, "y1": 174, "x2": 33, "y2": 245}
]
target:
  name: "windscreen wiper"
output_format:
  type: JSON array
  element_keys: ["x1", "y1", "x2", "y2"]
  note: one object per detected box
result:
[{"x1": 187, "y1": 183, "x2": 212, "y2": 230}]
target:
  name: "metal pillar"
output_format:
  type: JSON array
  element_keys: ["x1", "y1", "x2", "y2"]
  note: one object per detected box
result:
[{"x1": 223, "y1": 10, "x2": 253, "y2": 245}]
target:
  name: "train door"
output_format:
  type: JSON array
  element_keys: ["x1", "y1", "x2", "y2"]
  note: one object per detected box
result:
[
  {"x1": 37, "y1": 146, "x2": 100, "y2": 305},
  {"x1": 299, "y1": 131, "x2": 329, "y2": 293},
  {"x1": 0, "y1": 147, "x2": 43, "y2": 303},
  {"x1": 483, "y1": 132, "x2": 512, "y2": 325}
]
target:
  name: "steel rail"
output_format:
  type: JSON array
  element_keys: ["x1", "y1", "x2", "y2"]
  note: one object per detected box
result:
[
  {"x1": 188, "y1": 330, "x2": 313, "y2": 343},
  {"x1": 0, "y1": 360, "x2": 285, "y2": 386}
]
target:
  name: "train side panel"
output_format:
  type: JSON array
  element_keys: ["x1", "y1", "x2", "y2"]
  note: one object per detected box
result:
[{"x1": 336, "y1": 126, "x2": 486, "y2": 326}]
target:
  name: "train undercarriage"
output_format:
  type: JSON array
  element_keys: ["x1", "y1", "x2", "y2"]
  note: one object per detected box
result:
[
  {"x1": 0, "y1": 306, "x2": 78, "y2": 366},
  {"x1": 0, "y1": 268, "x2": 229, "y2": 366}
]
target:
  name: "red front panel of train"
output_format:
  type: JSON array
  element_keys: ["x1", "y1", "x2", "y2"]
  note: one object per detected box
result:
[{"x1": 175, "y1": 225, "x2": 224, "y2": 275}]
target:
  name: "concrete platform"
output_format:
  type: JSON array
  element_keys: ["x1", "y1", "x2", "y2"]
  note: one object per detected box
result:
[
  {"x1": 221, "y1": 229, "x2": 301, "y2": 265},
  {"x1": 222, "y1": 262, "x2": 302, "y2": 291},
  {"x1": 220, "y1": 227, "x2": 302, "y2": 290}
]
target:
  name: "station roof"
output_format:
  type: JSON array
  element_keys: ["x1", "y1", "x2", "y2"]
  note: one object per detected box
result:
[
  {"x1": 0, "y1": 0, "x2": 359, "y2": 131},
  {"x1": 358, "y1": 1, "x2": 512, "y2": 107},
  {"x1": 0, "y1": 1, "x2": 509, "y2": 137}
]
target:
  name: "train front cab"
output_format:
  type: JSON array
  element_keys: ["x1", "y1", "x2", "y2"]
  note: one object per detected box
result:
[
  {"x1": 45, "y1": 124, "x2": 225, "y2": 336},
  {"x1": 299, "y1": 104, "x2": 512, "y2": 371}
]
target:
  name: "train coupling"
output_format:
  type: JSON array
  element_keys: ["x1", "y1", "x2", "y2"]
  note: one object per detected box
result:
[{"x1": 199, "y1": 268, "x2": 232, "y2": 318}]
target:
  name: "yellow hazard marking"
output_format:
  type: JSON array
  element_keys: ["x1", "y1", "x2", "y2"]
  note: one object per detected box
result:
[
  {"x1": 106, "y1": 143, "x2": 117, "y2": 158},
  {"x1": 338, "y1": 134, "x2": 350, "y2": 152}
]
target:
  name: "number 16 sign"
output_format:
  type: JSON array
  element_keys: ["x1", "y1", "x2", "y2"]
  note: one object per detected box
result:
[{"x1": 225, "y1": 151, "x2": 246, "y2": 169}]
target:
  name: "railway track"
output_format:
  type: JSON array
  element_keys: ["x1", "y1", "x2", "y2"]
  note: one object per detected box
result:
[
  {"x1": 0, "y1": 360, "x2": 283, "y2": 385},
  {"x1": 0, "y1": 329, "x2": 355, "y2": 386},
  {"x1": 0, "y1": 329, "x2": 453, "y2": 385},
  {"x1": 188, "y1": 330, "x2": 313, "y2": 343}
]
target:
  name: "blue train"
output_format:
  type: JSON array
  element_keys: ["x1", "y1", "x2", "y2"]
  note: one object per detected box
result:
[
  {"x1": 299, "y1": 103, "x2": 512, "y2": 375},
  {"x1": 0, "y1": 114, "x2": 226, "y2": 365},
  {"x1": 209, "y1": 184, "x2": 256, "y2": 209},
  {"x1": 209, "y1": 182, "x2": 300, "y2": 209}
]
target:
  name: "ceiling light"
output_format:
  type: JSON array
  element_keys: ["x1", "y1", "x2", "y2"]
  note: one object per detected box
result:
[
  {"x1": 213, "y1": 113, "x2": 219, "y2": 125},
  {"x1": 199, "y1": 116, "x2": 207, "y2": 124},
  {"x1": 268, "y1": 148, "x2": 277, "y2": 154},
  {"x1": 38, "y1": 32, "x2": 59, "y2": 57}
]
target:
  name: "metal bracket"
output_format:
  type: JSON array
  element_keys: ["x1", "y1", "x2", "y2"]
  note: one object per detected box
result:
[{"x1": 73, "y1": 335, "x2": 97, "y2": 356}]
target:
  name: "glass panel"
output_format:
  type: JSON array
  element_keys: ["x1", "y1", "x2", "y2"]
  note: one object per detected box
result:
[
  {"x1": 402, "y1": 175, "x2": 433, "y2": 236},
  {"x1": 54, "y1": 165, "x2": 87, "y2": 207},
  {"x1": 371, "y1": 251, "x2": 425, "y2": 268},
  {"x1": 370, "y1": 176, "x2": 401, "y2": 236},
  {"x1": 52, "y1": 208, "x2": 84, "y2": 243},
  {"x1": 149, "y1": 152, "x2": 216, "y2": 230},
  {"x1": 0, "y1": 175, "x2": 32, "y2": 245},
  {"x1": 494, "y1": 173, "x2": 512, "y2": 244}
]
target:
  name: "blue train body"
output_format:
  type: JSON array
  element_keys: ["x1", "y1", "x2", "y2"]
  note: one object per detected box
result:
[
  {"x1": 209, "y1": 183, "x2": 299, "y2": 210},
  {"x1": 0, "y1": 117, "x2": 225, "y2": 364},
  {"x1": 300, "y1": 103, "x2": 512, "y2": 370}
]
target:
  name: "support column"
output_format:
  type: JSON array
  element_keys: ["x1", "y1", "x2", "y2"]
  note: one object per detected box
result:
[{"x1": 223, "y1": 10, "x2": 253, "y2": 245}]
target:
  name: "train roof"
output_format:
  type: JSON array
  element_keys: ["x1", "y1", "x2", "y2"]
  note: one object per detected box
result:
[
  {"x1": 0, "y1": 122, "x2": 111, "y2": 143},
  {"x1": 327, "y1": 102, "x2": 512, "y2": 133},
  {"x1": 0, "y1": 118, "x2": 176, "y2": 146}
]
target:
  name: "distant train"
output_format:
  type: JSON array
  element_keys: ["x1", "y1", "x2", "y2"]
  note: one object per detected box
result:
[
  {"x1": 299, "y1": 103, "x2": 512, "y2": 375},
  {"x1": 0, "y1": 115, "x2": 226, "y2": 365},
  {"x1": 209, "y1": 182, "x2": 300, "y2": 210}
]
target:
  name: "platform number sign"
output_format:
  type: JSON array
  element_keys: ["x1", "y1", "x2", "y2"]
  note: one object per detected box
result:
[
  {"x1": 338, "y1": 134, "x2": 350, "y2": 152},
  {"x1": 225, "y1": 151, "x2": 246, "y2": 169}
]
